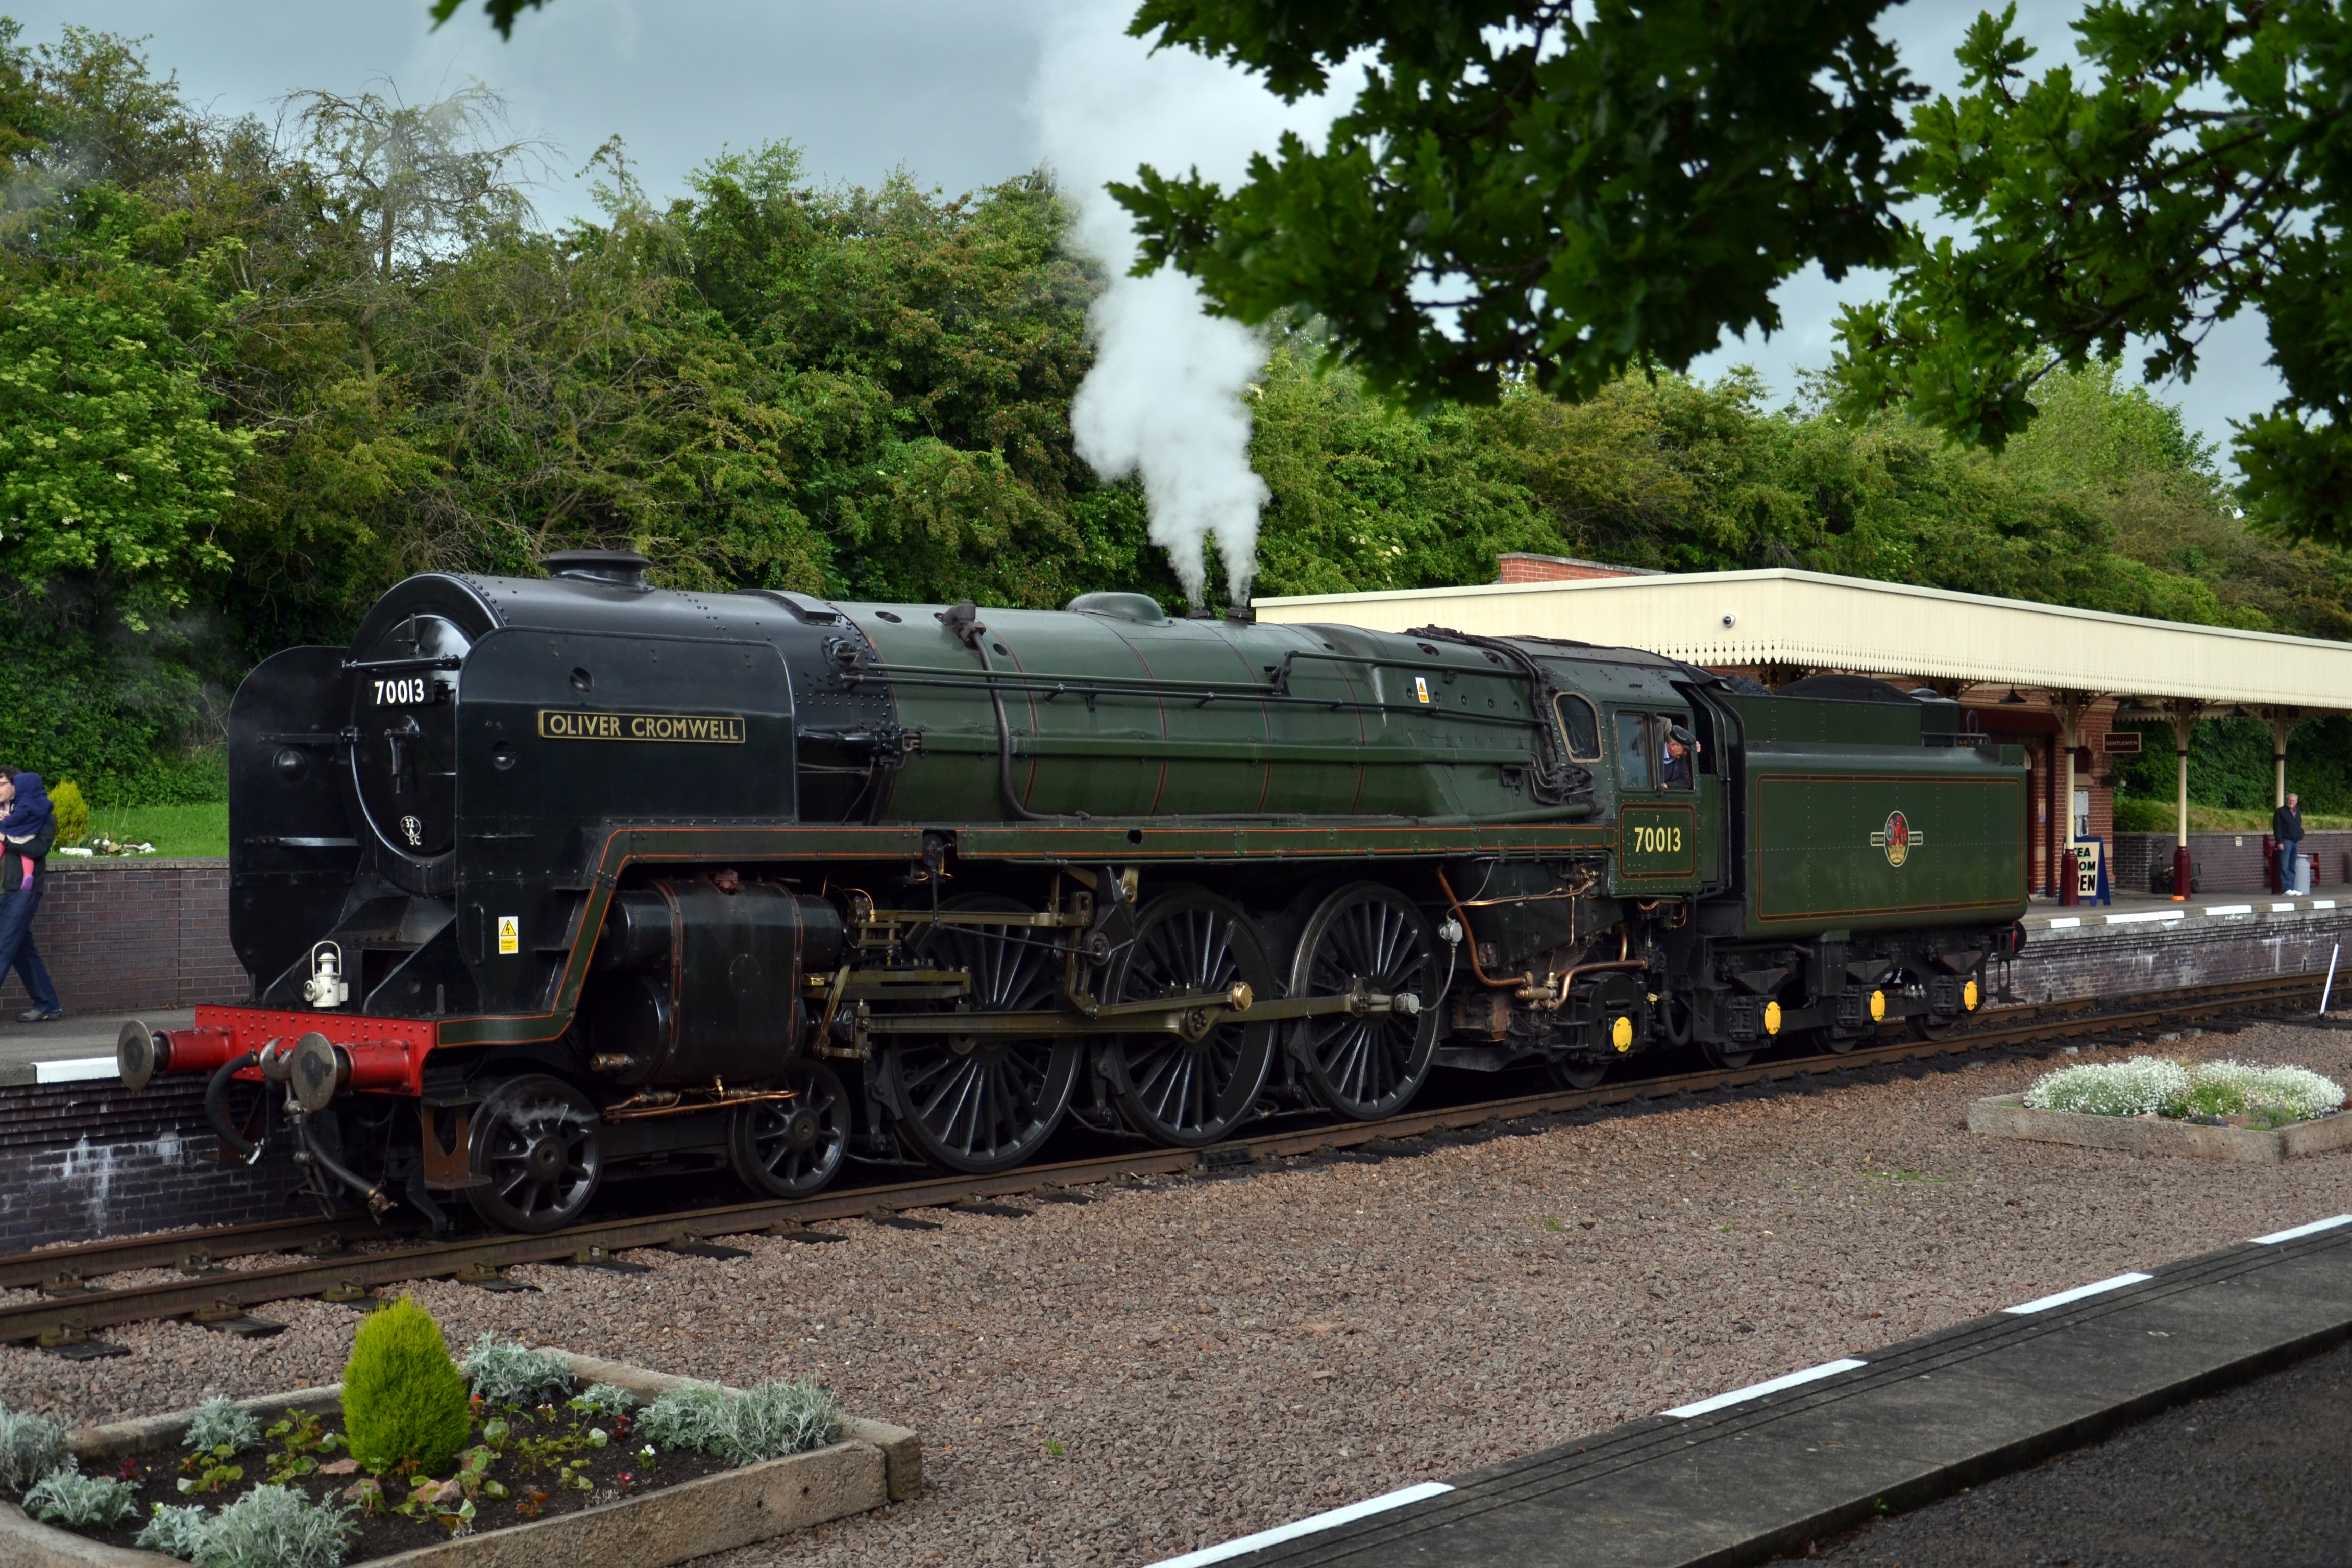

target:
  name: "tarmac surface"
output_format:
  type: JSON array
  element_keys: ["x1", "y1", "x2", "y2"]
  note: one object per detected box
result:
[
  {"x1": 1172, "y1": 1214, "x2": 2352, "y2": 1568},
  {"x1": 1788, "y1": 1335, "x2": 2352, "y2": 1567}
]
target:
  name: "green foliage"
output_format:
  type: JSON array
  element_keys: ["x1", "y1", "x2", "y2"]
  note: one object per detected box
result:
[
  {"x1": 459, "y1": 1335, "x2": 574, "y2": 1408},
  {"x1": 0, "y1": 1403, "x2": 71, "y2": 1493},
  {"x1": 1116, "y1": 1, "x2": 1918, "y2": 408},
  {"x1": 181, "y1": 1398, "x2": 261, "y2": 1454},
  {"x1": 135, "y1": 1502, "x2": 210, "y2": 1559},
  {"x1": 47, "y1": 778, "x2": 87, "y2": 843},
  {"x1": 2165, "y1": 1061, "x2": 2346, "y2": 1127},
  {"x1": 5, "y1": 18, "x2": 2352, "y2": 801},
  {"x1": 339, "y1": 1297, "x2": 473, "y2": 1479},
  {"x1": 186, "y1": 1484, "x2": 355, "y2": 1568},
  {"x1": 572, "y1": 1382, "x2": 638, "y2": 1421},
  {"x1": 1834, "y1": 2, "x2": 2352, "y2": 541},
  {"x1": 637, "y1": 1379, "x2": 839, "y2": 1466},
  {"x1": 23, "y1": 1467, "x2": 140, "y2": 1529}
]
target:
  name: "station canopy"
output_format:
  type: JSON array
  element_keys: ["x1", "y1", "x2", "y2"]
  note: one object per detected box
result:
[{"x1": 1254, "y1": 567, "x2": 2352, "y2": 712}]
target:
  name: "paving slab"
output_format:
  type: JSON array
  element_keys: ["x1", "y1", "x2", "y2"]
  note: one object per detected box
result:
[
  {"x1": 1165, "y1": 1216, "x2": 2352, "y2": 1568},
  {"x1": 0, "y1": 1010, "x2": 191, "y2": 1085}
]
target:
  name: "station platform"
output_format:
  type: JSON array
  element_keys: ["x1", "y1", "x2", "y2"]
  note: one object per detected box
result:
[
  {"x1": 0, "y1": 1009, "x2": 188, "y2": 1087},
  {"x1": 1154, "y1": 1214, "x2": 2352, "y2": 1568}
]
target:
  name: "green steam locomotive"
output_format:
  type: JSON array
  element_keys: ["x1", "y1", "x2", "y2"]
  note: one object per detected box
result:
[{"x1": 116, "y1": 552, "x2": 2027, "y2": 1232}]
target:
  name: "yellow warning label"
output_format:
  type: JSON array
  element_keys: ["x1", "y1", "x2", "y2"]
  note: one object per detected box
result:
[
  {"x1": 497, "y1": 915, "x2": 519, "y2": 956},
  {"x1": 1414, "y1": 676, "x2": 1430, "y2": 704}
]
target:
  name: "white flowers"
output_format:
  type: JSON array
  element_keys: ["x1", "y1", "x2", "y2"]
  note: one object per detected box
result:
[
  {"x1": 2025, "y1": 1057, "x2": 2346, "y2": 1126},
  {"x1": 2024, "y1": 1057, "x2": 2187, "y2": 1117}
]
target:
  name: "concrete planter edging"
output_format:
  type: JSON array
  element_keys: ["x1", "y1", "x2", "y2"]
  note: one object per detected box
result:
[
  {"x1": 1968, "y1": 1094, "x2": 2352, "y2": 1163},
  {"x1": 0, "y1": 1351, "x2": 918, "y2": 1568}
]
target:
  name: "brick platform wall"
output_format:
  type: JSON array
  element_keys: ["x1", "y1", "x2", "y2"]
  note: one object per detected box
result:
[
  {"x1": 0, "y1": 1075, "x2": 310, "y2": 1253},
  {"x1": 2111, "y1": 831, "x2": 2352, "y2": 896},
  {"x1": 0, "y1": 858, "x2": 244, "y2": 1015},
  {"x1": 2004, "y1": 905, "x2": 2352, "y2": 1006}
]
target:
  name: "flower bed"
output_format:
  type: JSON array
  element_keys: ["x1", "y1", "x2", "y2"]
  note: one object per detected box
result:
[
  {"x1": 2022, "y1": 1057, "x2": 2345, "y2": 1129},
  {"x1": 0, "y1": 1300, "x2": 914, "y2": 1566}
]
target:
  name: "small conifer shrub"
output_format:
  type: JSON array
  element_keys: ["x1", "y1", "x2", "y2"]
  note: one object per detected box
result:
[
  {"x1": 49, "y1": 780, "x2": 88, "y2": 846},
  {"x1": 339, "y1": 1297, "x2": 472, "y2": 1477}
]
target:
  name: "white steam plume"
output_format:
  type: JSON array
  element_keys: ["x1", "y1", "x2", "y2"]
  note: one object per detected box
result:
[{"x1": 1030, "y1": 4, "x2": 1353, "y2": 606}]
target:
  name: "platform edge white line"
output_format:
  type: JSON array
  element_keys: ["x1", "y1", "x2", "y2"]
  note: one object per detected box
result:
[
  {"x1": 1663, "y1": 1358, "x2": 1868, "y2": 1419},
  {"x1": 2002, "y1": 1272, "x2": 2153, "y2": 1314},
  {"x1": 33, "y1": 1057, "x2": 118, "y2": 1084},
  {"x1": 2250, "y1": 1214, "x2": 2352, "y2": 1245},
  {"x1": 1144, "y1": 1482, "x2": 1458, "y2": 1568}
]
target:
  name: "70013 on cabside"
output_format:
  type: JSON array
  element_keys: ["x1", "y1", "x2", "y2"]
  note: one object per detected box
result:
[{"x1": 114, "y1": 552, "x2": 2028, "y2": 1234}]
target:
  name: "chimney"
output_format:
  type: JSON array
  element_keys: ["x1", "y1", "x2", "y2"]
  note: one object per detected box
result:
[{"x1": 1497, "y1": 552, "x2": 1659, "y2": 584}]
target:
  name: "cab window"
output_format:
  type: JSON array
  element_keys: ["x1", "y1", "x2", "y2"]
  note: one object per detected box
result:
[
  {"x1": 1614, "y1": 712, "x2": 1653, "y2": 791},
  {"x1": 1554, "y1": 693, "x2": 1601, "y2": 760},
  {"x1": 1658, "y1": 714, "x2": 1695, "y2": 791}
]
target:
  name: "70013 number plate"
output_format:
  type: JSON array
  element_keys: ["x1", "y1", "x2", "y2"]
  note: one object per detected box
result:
[{"x1": 371, "y1": 676, "x2": 445, "y2": 706}]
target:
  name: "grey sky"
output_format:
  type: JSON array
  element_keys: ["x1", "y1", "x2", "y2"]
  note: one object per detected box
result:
[{"x1": 8, "y1": 0, "x2": 2283, "y2": 463}]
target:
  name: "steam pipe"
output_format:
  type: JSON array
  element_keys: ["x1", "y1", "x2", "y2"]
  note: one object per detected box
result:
[
  {"x1": 946, "y1": 600, "x2": 1054, "y2": 823},
  {"x1": 204, "y1": 1052, "x2": 262, "y2": 1162}
]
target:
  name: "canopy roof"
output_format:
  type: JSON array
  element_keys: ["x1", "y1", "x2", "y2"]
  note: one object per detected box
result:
[{"x1": 1254, "y1": 568, "x2": 2352, "y2": 712}]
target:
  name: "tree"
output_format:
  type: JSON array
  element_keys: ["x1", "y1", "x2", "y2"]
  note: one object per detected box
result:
[
  {"x1": 1113, "y1": 1, "x2": 1917, "y2": 407},
  {"x1": 1830, "y1": 1, "x2": 2352, "y2": 540}
]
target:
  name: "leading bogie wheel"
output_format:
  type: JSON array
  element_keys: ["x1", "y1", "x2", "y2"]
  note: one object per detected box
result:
[
  {"x1": 729, "y1": 1060, "x2": 850, "y2": 1198},
  {"x1": 465, "y1": 1073, "x2": 604, "y2": 1233},
  {"x1": 1288, "y1": 881, "x2": 1443, "y2": 1120},
  {"x1": 1098, "y1": 889, "x2": 1279, "y2": 1146},
  {"x1": 885, "y1": 895, "x2": 1081, "y2": 1174}
]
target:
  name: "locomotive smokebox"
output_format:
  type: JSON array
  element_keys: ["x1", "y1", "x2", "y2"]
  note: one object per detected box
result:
[{"x1": 581, "y1": 876, "x2": 842, "y2": 1087}]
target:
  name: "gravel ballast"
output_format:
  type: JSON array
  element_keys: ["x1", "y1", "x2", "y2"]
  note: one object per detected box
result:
[{"x1": 4, "y1": 1021, "x2": 2347, "y2": 1567}]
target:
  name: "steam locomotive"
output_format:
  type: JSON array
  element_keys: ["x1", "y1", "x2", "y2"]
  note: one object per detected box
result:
[{"x1": 116, "y1": 552, "x2": 2028, "y2": 1232}]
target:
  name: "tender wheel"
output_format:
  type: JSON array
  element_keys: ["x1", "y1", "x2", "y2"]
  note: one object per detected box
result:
[
  {"x1": 1287, "y1": 881, "x2": 1443, "y2": 1120},
  {"x1": 1547, "y1": 1057, "x2": 1609, "y2": 1090},
  {"x1": 1700, "y1": 1040, "x2": 1757, "y2": 1070},
  {"x1": 465, "y1": 1074, "x2": 603, "y2": 1233},
  {"x1": 885, "y1": 896, "x2": 1080, "y2": 1174},
  {"x1": 729, "y1": 1060, "x2": 850, "y2": 1198},
  {"x1": 1098, "y1": 890, "x2": 1278, "y2": 1146}
]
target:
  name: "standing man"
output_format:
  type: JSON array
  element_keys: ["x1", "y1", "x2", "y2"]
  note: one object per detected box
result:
[
  {"x1": 2274, "y1": 791, "x2": 2306, "y2": 896},
  {"x1": 0, "y1": 768, "x2": 63, "y2": 1022}
]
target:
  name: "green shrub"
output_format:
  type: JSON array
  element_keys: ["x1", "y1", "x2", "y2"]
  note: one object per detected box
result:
[
  {"x1": 24, "y1": 1468, "x2": 140, "y2": 1529},
  {"x1": 573, "y1": 1382, "x2": 638, "y2": 1422},
  {"x1": 182, "y1": 1398, "x2": 261, "y2": 1453},
  {"x1": 339, "y1": 1297, "x2": 473, "y2": 1477},
  {"x1": 460, "y1": 1335, "x2": 575, "y2": 1407},
  {"x1": 0, "y1": 1403, "x2": 71, "y2": 1493},
  {"x1": 136, "y1": 1502, "x2": 211, "y2": 1559},
  {"x1": 188, "y1": 1485, "x2": 354, "y2": 1568},
  {"x1": 2165, "y1": 1060, "x2": 2345, "y2": 1126},
  {"x1": 638, "y1": 1379, "x2": 839, "y2": 1466},
  {"x1": 48, "y1": 779, "x2": 89, "y2": 845}
]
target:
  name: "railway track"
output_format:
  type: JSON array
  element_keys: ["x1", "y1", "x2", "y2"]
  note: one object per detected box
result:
[{"x1": 2, "y1": 969, "x2": 2330, "y2": 1352}]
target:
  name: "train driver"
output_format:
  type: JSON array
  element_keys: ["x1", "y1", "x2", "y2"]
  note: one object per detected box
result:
[{"x1": 1659, "y1": 725, "x2": 1697, "y2": 789}]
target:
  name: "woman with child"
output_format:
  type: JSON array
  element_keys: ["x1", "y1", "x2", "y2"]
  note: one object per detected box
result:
[{"x1": 0, "y1": 768, "x2": 64, "y2": 1022}]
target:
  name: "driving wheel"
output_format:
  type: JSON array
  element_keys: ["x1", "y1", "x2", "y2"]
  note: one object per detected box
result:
[
  {"x1": 1097, "y1": 889, "x2": 1278, "y2": 1146},
  {"x1": 1287, "y1": 881, "x2": 1443, "y2": 1119},
  {"x1": 884, "y1": 895, "x2": 1081, "y2": 1174}
]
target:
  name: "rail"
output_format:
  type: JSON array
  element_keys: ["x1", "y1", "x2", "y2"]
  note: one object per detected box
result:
[{"x1": 0, "y1": 969, "x2": 2325, "y2": 1349}]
